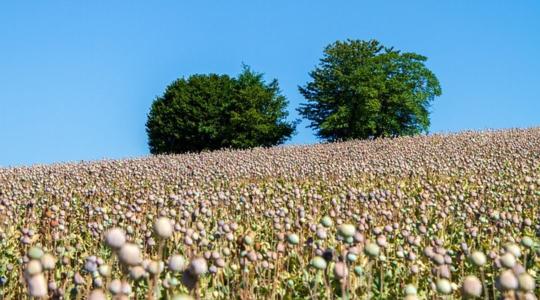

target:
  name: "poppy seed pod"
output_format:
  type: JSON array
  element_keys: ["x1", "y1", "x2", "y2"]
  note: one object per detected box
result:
[
  {"x1": 404, "y1": 284, "x2": 417, "y2": 295},
  {"x1": 333, "y1": 262, "x2": 348, "y2": 279},
  {"x1": 146, "y1": 260, "x2": 162, "y2": 275},
  {"x1": 316, "y1": 228, "x2": 327, "y2": 239},
  {"x1": 287, "y1": 233, "x2": 299, "y2": 245},
  {"x1": 243, "y1": 235, "x2": 254, "y2": 246},
  {"x1": 121, "y1": 280, "x2": 132, "y2": 295},
  {"x1": 469, "y1": 251, "x2": 486, "y2": 267},
  {"x1": 154, "y1": 217, "x2": 173, "y2": 239},
  {"x1": 40, "y1": 253, "x2": 56, "y2": 270},
  {"x1": 435, "y1": 279, "x2": 452, "y2": 295},
  {"x1": 499, "y1": 252, "x2": 516, "y2": 268},
  {"x1": 188, "y1": 257, "x2": 208, "y2": 276},
  {"x1": 129, "y1": 266, "x2": 146, "y2": 280},
  {"x1": 27, "y1": 274, "x2": 47, "y2": 297},
  {"x1": 520, "y1": 236, "x2": 533, "y2": 248},
  {"x1": 105, "y1": 228, "x2": 126, "y2": 249},
  {"x1": 320, "y1": 216, "x2": 333, "y2": 227},
  {"x1": 364, "y1": 243, "x2": 380, "y2": 258},
  {"x1": 310, "y1": 256, "x2": 327, "y2": 270},
  {"x1": 353, "y1": 266, "x2": 363, "y2": 276},
  {"x1": 118, "y1": 243, "x2": 142, "y2": 266},
  {"x1": 215, "y1": 258, "x2": 226, "y2": 268},
  {"x1": 168, "y1": 255, "x2": 186, "y2": 272},
  {"x1": 461, "y1": 275, "x2": 482, "y2": 298},
  {"x1": 337, "y1": 224, "x2": 356, "y2": 238},
  {"x1": 28, "y1": 247, "x2": 44, "y2": 260},
  {"x1": 497, "y1": 270, "x2": 518, "y2": 291},
  {"x1": 25, "y1": 260, "x2": 43, "y2": 276},
  {"x1": 503, "y1": 243, "x2": 521, "y2": 258},
  {"x1": 517, "y1": 273, "x2": 535, "y2": 292},
  {"x1": 109, "y1": 279, "x2": 122, "y2": 295},
  {"x1": 98, "y1": 265, "x2": 110, "y2": 277},
  {"x1": 73, "y1": 272, "x2": 85, "y2": 285}
]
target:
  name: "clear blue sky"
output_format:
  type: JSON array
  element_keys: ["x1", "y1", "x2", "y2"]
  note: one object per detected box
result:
[{"x1": 1, "y1": 1, "x2": 539, "y2": 167}]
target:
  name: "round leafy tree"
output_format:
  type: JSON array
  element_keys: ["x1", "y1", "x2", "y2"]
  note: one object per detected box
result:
[
  {"x1": 146, "y1": 66, "x2": 296, "y2": 154},
  {"x1": 298, "y1": 39, "x2": 442, "y2": 141}
]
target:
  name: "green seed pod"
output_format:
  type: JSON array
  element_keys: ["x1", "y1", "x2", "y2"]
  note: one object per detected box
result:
[
  {"x1": 320, "y1": 216, "x2": 333, "y2": 228},
  {"x1": 28, "y1": 247, "x2": 44, "y2": 260},
  {"x1": 436, "y1": 279, "x2": 452, "y2": 295},
  {"x1": 520, "y1": 237, "x2": 533, "y2": 248},
  {"x1": 364, "y1": 243, "x2": 380, "y2": 258},
  {"x1": 310, "y1": 256, "x2": 327, "y2": 270},
  {"x1": 404, "y1": 284, "x2": 417, "y2": 295},
  {"x1": 169, "y1": 277, "x2": 180, "y2": 287},
  {"x1": 337, "y1": 224, "x2": 356, "y2": 238},
  {"x1": 503, "y1": 243, "x2": 521, "y2": 258},
  {"x1": 287, "y1": 233, "x2": 299, "y2": 245},
  {"x1": 353, "y1": 266, "x2": 364, "y2": 276},
  {"x1": 469, "y1": 251, "x2": 487, "y2": 267},
  {"x1": 243, "y1": 235, "x2": 254, "y2": 246}
]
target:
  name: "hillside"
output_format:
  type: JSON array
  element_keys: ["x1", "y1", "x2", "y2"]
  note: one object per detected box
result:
[{"x1": 0, "y1": 129, "x2": 539, "y2": 299}]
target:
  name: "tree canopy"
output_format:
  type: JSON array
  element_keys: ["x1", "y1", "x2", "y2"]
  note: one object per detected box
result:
[
  {"x1": 298, "y1": 39, "x2": 442, "y2": 141},
  {"x1": 146, "y1": 66, "x2": 296, "y2": 154}
]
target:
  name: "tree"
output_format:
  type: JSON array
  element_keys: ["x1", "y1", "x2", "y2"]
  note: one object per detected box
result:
[
  {"x1": 146, "y1": 66, "x2": 296, "y2": 154},
  {"x1": 298, "y1": 39, "x2": 442, "y2": 141}
]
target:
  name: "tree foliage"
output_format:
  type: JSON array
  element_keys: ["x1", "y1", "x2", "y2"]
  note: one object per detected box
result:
[
  {"x1": 298, "y1": 39, "x2": 442, "y2": 141},
  {"x1": 146, "y1": 66, "x2": 296, "y2": 154}
]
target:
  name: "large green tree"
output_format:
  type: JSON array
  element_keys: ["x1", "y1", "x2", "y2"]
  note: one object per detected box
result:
[
  {"x1": 298, "y1": 39, "x2": 442, "y2": 141},
  {"x1": 146, "y1": 66, "x2": 296, "y2": 154}
]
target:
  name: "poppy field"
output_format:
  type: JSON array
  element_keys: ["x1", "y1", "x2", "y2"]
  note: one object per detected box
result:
[{"x1": 0, "y1": 129, "x2": 539, "y2": 299}]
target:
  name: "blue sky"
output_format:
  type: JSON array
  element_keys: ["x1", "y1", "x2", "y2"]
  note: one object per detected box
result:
[{"x1": 1, "y1": 1, "x2": 539, "y2": 166}]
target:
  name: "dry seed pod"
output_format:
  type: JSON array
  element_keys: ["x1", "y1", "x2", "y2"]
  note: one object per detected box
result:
[
  {"x1": 188, "y1": 257, "x2": 208, "y2": 276},
  {"x1": 154, "y1": 217, "x2": 173, "y2": 239},
  {"x1": 168, "y1": 255, "x2": 186, "y2": 272},
  {"x1": 25, "y1": 260, "x2": 42, "y2": 276},
  {"x1": 461, "y1": 275, "x2": 482, "y2": 298},
  {"x1": 469, "y1": 251, "x2": 486, "y2": 267},
  {"x1": 27, "y1": 274, "x2": 47, "y2": 297},
  {"x1": 333, "y1": 262, "x2": 348, "y2": 279},
  {"x1": 118, "y1": 243, "x2": 142, "y2": 266},
  {"x1": 105, "y1": 228, "x2": 126, "y2": 249},
  {"x1": 497, "y1": 270, "x2": 518, "y2": 291},
  {"x1": 517, "y1": 273, "x2": 535, "y2": 292}
]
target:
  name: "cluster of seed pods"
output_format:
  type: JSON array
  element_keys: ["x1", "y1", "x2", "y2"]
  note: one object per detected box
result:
[{"x1": 0, "y1": 128, "x2": 539, "y2": 298}]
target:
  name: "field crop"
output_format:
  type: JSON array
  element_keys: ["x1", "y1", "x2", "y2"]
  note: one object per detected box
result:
[{"x1": 0, "y1": 129, "x2": 539, "y2": 299}]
